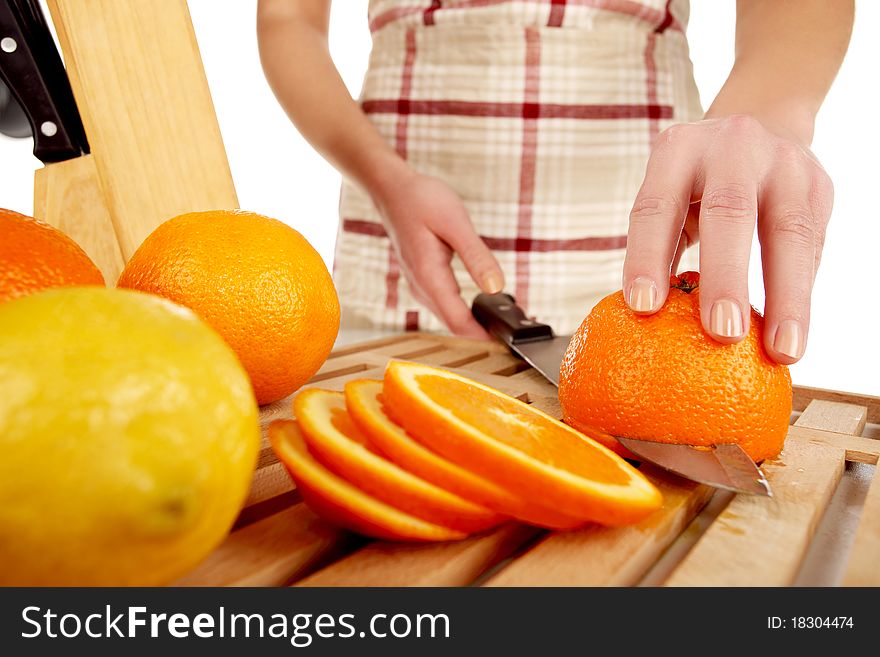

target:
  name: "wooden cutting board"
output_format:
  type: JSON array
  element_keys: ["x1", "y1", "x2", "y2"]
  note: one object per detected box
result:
[{"x1": 177, "y1": 333, "x2": 880, "y2": 587}]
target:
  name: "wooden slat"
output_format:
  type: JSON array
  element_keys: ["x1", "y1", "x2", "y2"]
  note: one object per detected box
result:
[
  {"x1": 665, "y1": 436, "x2": 845, "y2": 586},
  {"x1": 177, "y1": 504, "x2": 350, "y2": 586},
  {"x1": 295, "y1": 523, "x2": 540, "y2": 587},
  {"x1": 842, "y1": 469, "x2": 880, "y2": 586},
  {"x1": 429, "y1": 334, "x2": 509, "y2": 355},
  {"x1": 794, "y1": 400, "x2": 868, "y2": 436},
  {"x1": 793, "y1": 385, "x2": 880, "y2": 424},
  {"x1": 507, "y1": 367, "x2": 556, "y2": 391},
  {"x1": 485, "y1": 470, "x2": 713, "y2": 586},
  {"x1": 786, "y1": 425, "x2": 879, "y2": 466}
]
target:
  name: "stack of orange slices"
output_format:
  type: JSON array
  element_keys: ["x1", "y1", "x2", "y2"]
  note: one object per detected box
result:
[{"x1": 269, "y1": 361, "x2": 663, "y2": 542}]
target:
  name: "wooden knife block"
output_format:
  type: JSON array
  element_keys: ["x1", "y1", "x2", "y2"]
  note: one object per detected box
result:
[{"x1": 32, "y1": 0, "x2": 238, "y2": 283}]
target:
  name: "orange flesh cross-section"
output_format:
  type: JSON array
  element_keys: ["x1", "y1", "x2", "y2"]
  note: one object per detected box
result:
[{"x1": 420, "y1": 374, "x2": 629, "y2": 485}]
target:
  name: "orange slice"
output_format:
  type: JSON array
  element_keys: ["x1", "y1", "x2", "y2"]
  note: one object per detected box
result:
[
  {"x1": 269, "y1": 420, "x2": 466, "y2": 542},
  {"x1": 294, "y1": 389, "x2": 505, "y2": 533},
  {"x1": 344, "y1": 379, "x2": 588, "y2": 530},
  {"x1": 382, "y1": 361, "x2": 663, "y2": 526}
]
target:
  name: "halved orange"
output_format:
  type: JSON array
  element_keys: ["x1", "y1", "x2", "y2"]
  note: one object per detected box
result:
[
  {"x1": 269, "y1": 420, "x2": 466, "y2": 542},
  {"x1": 344, "y1": 379, "x2": 588, "y2": 530},
  {"x1": 382, "y1": 361, "x2": 663, "y2": 526},
  {"x1": 294, "y1": 389, "x2": 505, "y2": 533}
]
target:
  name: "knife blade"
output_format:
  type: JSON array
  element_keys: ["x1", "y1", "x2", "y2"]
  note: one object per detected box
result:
[
  {"x1": 472, "y1": 292, "x2": 772, "y2": 496},
  {"x1": 616, "y1": 438, "x2": 771, "y2": 496}
]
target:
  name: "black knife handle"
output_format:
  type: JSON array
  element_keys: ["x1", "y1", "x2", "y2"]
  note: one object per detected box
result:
[
  {"x1": 472, "y1": 292, "x2": 554, "y2": 345},
  {"x1": 0, "y1": 0, "x2": 88, "y2": 162}
]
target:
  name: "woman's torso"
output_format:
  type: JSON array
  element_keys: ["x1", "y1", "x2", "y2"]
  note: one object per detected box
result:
[{"x1": 335, "y1": 0, "x2": 702, "y2": 335}]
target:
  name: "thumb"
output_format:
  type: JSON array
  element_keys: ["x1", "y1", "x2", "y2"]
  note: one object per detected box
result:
[{"x1": 440, "y1": 221, "x2": 505, "y2": 294}]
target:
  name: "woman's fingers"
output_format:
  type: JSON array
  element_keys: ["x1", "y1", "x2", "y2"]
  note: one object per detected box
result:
[
  {"x1": 403, "y1": 234, "x2": 490, "y2": 339},
  {"x1": 696, "y1": 117, "x2": 776, "y2": 343},
  {"x1": 435, "y1": 212, "x2": 505, "y2": 295},
  {"x1": 758, "y1": 146, "x2": 833, "y2": 363},
  {"x1": 623, "y1": 125, "x2": 704, "y2": 314},
  {"x1": 626, "y1": 116, "x2": 832, "y2": 360},
  {"x1": 414, "y1": 261, "x2": 490, "y2": 339},
  {"x1": 697, "y1": 177, "x2": 758, "y2": 342},
  {"x1": 696, "y1": 180, "x2": 757, "y2": 343},
  {"x1": 379, "y1": 173, "x2": 497, "y2": 337}
]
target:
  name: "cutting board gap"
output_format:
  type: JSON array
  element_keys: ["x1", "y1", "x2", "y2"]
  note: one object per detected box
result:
[
  {"x1": 284, "y1": 534, "x2": 370, "y2": 587},
  {"x1": 233, "y1": 490, "x2": 302, "y2": 531},
  {"x1": 309, "y1": 363, "x2": 371, "y2": 384},
  {"x1": 435, "y1": 351, "x2": 493, "y2": 369},
  {"x1": 507, "y1": 359, "x2": 533, "y2": 375},
  {"x1": 390, "y1": 345, "x2": 449, "y2": 360},
  {"x1": 792, "y1": 460, "x2": 876, "y2": 586},
  {"x1": 469, "y1": 527, "x2": 549, "y2": 586},
  {"x1": 861, "y1": 422, "x2": 880, "y2": 440},
  {"x1": 487, "y1": 359, "x2": 533, "y2": 378},
  {"x1": 327, "y1": 334, "x2": 422, "y2": 359},
  {"x1": 256, "y1": 445, "x2": 280, "y2": 470}
]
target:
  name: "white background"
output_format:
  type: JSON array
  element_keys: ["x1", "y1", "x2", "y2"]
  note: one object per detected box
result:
[{"x1": 1, "y1": 1, "x2": 877, "y2": 395}]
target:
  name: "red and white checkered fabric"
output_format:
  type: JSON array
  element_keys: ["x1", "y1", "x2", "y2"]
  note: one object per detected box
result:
[{"x1": 335, "y1": 0, "x2": 702, "y2": 335}]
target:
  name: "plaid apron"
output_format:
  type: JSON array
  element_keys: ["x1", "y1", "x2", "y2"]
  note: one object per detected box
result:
[{"x1": 335, "y1": 0, "x2": 703, "y2": 335}]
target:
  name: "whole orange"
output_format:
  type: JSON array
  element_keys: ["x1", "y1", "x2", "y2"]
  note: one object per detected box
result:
[
  {"x1": 0, "y1": 208, "x2": 104, "y2": 303},
  {"x1": 558, "y1": 272, "x2": 792, "y2": 462},
  {"x1": 117, "y1": 210, "x2": 340, "y2": 405}
]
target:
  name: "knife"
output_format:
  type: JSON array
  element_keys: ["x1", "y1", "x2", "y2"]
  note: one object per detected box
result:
[
  {"x1": 472, "y1": 292, "x2": 772, "y2": 496},
  {"x1": 0, "y1": 0, "x2": 89, "y2": 161}
]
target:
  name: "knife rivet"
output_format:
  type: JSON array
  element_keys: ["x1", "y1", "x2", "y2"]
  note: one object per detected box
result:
[
  {"x1": 1, "y1": 37, "x2": 17, "y2": 53},
  {"x1": 40, "y1": 121, "x2": 58, "y2": 137}
]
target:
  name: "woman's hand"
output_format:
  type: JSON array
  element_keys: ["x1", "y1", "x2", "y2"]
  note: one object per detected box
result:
[
  {"x1": 372, "y1": 168, "x2": 505, "y2": 338},
  {"x1": 622, "y1": 0, "x2": 852, "y2": 364},
  {"x1": 622, "y1": 114, "x2": 833, "y2": 364}
]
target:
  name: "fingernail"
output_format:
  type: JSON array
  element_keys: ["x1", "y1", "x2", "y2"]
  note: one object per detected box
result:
[
  {"x1": 774, "y1": 320, "x2": 803, "y2": 359},
  {"x1": 482, "y1": 272, "x2": 504, "y2": 294},
  {"x1": 628, "y1": 277, "x2": 658, "y2": 312},
  {"x1": 710, "y1": 299, "x2": 744, "y2": 338}
]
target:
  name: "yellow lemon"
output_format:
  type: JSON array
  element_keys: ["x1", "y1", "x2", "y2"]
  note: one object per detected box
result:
[{"x1": 0, "y1": 287, "x2": 260, "y2": 585}]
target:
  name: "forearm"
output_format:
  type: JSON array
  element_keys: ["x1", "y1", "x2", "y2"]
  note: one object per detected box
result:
[
  {"x1": 256, "y1": 0, "x2": 407, "y2": 199},
  {"x1": 706, "y1": 0, "x2": 854, "y2": 145}
]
